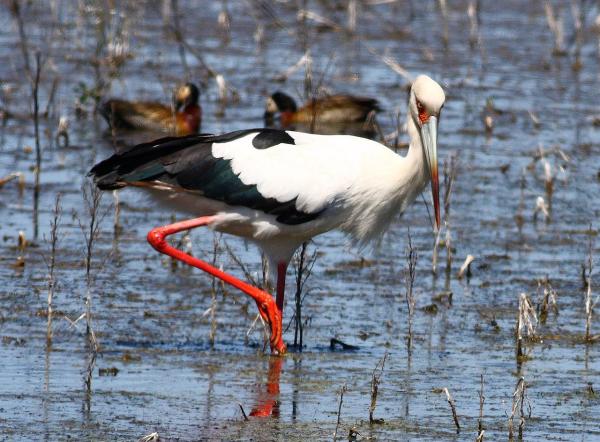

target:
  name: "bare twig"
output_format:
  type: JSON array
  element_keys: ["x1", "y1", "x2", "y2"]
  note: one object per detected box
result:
[
  {"x1": 544, "y1": 1, "x2": 566, "y2": 56},
  {"x1": 239, "y1": 403, "x2": 249, "y2": 421},
  {"x1": 467, "y1": 0, "x2": 481, "y2": 48},
  {"x1": 442, "y1": 387, "x2": 460, "y2": 433},
  {"x1": 508, "y1": 377, "x2": 531, "y2": 440},
  {"x1": 478, "y1": 373, "x2": 485, "y2": 434},
  {"x1": 433, "y1": 154, "x2": 457, "y2": 274},
  {"x1": 333, "y1": 384, "x2": 348, "y2": 441},
  {"x1": 369, "y1": 352, "x2": 388, "y2": 424},
  {"x1": 585, "y1": 228, "x2": 595, "y2": 342},
  {"x1": 56, "y1": 116, "x2": 69, "y2": 148},
  {"x1": 170, "y1": 0, "x2": 189, "y2": 76},
  {"x1": 364, "y1": 43, "x2": 412, "y2": 81},
  {"x1": 138, "y1": 432, "x2": 160, "y2": 442},
  {"x1": 405, "y1": 230, "x2": 417, "y2": 354},
  {"x1": 516, "y1": 293, "x2": 538, "y2": 361},
  {"x1": 443, "y1": 154, "x2": 457, "y2": 273},
  {"x1": 32, "y1": 51, "x2": 44, "y2": 239},
  {"x1": 224, "y1": 241, "x2": 259, "y2": 288},
  {"x1": 45, "y1": 194, "x2": 62, "y2": 345},
  {"x1": 457, "y1": 254, "x2": 475, "y2": 279},
  {"x1": 0, "y1": 172, "x2": 22, "y2": 189},
  {"x1": 537, "y1": 276, "x2": 558, "y2": 324},
  {"x1": 438, "y1": 0, "x2": 449, "y2": 47},
  {"x1": 209, "y1": 234, "x2": 222, "y2": 347},
  {"x1": 290, "y1": 242, "x2": 318, "y2": 349}
]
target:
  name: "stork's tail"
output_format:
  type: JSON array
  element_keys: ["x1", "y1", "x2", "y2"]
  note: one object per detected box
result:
[{"x1": 89, "y1": 134, "x2": 206, "y2": 190}]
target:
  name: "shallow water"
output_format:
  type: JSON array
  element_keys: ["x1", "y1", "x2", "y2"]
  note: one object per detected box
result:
[{"x1": 1, "y1": 1, "x2": 599, "y2": 440}]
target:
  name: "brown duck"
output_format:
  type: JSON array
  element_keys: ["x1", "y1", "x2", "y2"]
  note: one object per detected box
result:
[
  {"x1": 100, "y1": 83, "x2": 201, "y2": 136},
  {"x1": 264, "y1": 91, "x2": 380, "y2": 127}
]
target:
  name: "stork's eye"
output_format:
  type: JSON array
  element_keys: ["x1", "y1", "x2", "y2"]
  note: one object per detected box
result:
[{"x1": 416, "y1": 99, "x2": 429, "y2": 124}]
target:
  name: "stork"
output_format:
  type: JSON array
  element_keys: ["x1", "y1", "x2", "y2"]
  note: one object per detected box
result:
[{"x1": 90, "y1": 75, "x2": 445, "y2": 355}]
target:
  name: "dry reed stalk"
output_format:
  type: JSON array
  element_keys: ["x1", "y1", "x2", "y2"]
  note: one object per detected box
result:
[
  {"x1": 296, "y1": 9, "x2": 344, "y2": 32},
  {"x1": 170, "y1": 0, "x2": 189, "y2": 75},
  {"x1": 45, "y1": 193, "x2": 62, "y2": 345},
  {"x1": 433, "y1": 154, "x2": 457, "y2": 274},
  {"x1": 508, "y1": 377, "x2": 531, "y2": 440},
  {"x1": 515, "y1": 174, "x2": 526, "y2": 230},
  {"x1": 369, "y1": 352, "x2": 388, "y2": 424},
  {"x1": 218, "y1": 0, "x2": 231, "y2": 42},
  {"x1": 467, "y1": 0, "x2": 481, "y2": 48},
  {"x1": 457, "y1": 254, "x2": 475, "y2": 279},
  {"x1": 138, "y1": 432, "x2": 160, "y2": 442},
  {"x1": 112, "y1": 190, "x2": 120, "y2": 237},
  {"x1": 533, "y1": 196, "x2": 550, "y2": 223},
  {"x1": 478, "y1": 373, "x2": 485, "y2": 433},
  {"x1": 209, "y1": 234, "x2": 222, "y2": 348},
  {"x1": 444, "y1": 155, "x2": 457, "y2": 273},
  {"x1": 223, "y1": 241, "x2": 259, "y2": 287},
  {"x1": 0, "y1": 172, "x2": 21, "y2": 189},
  {"x1": 10, "y1": 0, "x2": 31, "y2": 75},
  {"x1": 515, "y1": 293, "x2": 537, "y2": 361},
  {"x1": 405, "y1": 230, "x2": 417, "y2": 354},
  {"x1": 544, "y1": 1, "x2": 566, "y2": 55},
  {"x1": 273, "y1": 52, "x2": 309, "y2": 82},
  {"x1": 442, "y1": 387, "x2": 460, "y2": 433},
  {"x1": 78, "y1": 182, "x2": 111, "y2": 412},
  {"x1": 584, "y1": 230, "x2": 596, "y2": 342},
  {"x1": 333, "y1": 384, "x2": 348, "y2": 441},
  {"x1": 292, "y1": 242, "x2": 318, "y2": 349},
  {"x1": 543, "y1": 159, "x2": 554, "y2": 200},
  {"x1": 536, "y1": 276, "x2": 558, "y2": 324},
  {"x1": 32, "y1": 51, "x2": 43, "y2": 239},
  {"x1": 570, "y1": 0, "x2": 584, "y2": 68},
  {"x1": 16, "y1": 230, "x2": 26, "y2": 267},
  {"x1": 438, "y1": 0, "x2": 449, "y2": 47},
  {"x1": 224, "y1": 242, "x2": 270, "y2": 348},
  {"x1": 77, "y1": 182, "x2": 111, "y2": 387},
  {"x1": 347, "y1": 0, "x2": 357, "y2": 32},
  {"x1": 363, "y1": 43, "x2": 412, "y2": 81},
  {"x1": 239, "y1": 403, "x2": 249, "y2": 421},
  {"x1": 55, "y1": 116, "x2": 69, "y2": 148}
]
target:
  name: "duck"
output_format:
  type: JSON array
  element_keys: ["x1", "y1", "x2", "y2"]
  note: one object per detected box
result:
[
  {"x1": 264, "y1": 91, "x2": 381, "y2": 127},
  {"x1": 100, "y1": 83, "x2": 201, "y2": 136}
]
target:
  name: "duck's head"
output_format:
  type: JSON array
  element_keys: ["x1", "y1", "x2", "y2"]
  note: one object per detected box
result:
[
  {"x1": 409, "y1": 75, "x2": 445, "y2": 231},
  {"x1": 264, "y1": 92, "x2": 298, "y2": 121},
  {"x1": 174, "y1": 83, "x2": 200, "y2": 111}
]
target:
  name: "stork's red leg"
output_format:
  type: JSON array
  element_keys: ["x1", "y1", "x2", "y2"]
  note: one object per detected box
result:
[
  {"x1": 276, "y1": 262, "x2": 288, "y2": 313},
  {"x1": 147, "y1": 217, "x2": 286, "y2": 355}
]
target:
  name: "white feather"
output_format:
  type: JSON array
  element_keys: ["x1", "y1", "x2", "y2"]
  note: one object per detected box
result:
[{"x1": 210, "y1": 129, "x2": 429, "y2": 247}]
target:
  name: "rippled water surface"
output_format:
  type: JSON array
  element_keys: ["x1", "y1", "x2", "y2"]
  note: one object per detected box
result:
[{"x1": 1, "y1": 1, "x2": 599, "y2": 440}]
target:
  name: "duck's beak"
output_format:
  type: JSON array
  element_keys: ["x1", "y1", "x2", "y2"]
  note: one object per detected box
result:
[{"x1": 420, "y1": 115, "x2": 440, "y2": 231}]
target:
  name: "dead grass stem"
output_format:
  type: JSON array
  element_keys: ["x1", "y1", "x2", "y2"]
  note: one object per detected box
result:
[
  {"x1": 405, "y1": 229, "x2": 417, "y2": 354},
  {"x1": 369, "y1": 352, "x2": 388, "y2": 424}
]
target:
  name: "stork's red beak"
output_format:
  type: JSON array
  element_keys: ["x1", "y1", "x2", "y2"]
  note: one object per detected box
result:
[{"x1": 420, "y1": 115, "x2": 440, "y2": 231}]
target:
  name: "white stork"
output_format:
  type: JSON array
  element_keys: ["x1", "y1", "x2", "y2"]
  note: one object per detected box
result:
[{"x1": 90, "y1": 75, "x2": 445, "y2": 355}]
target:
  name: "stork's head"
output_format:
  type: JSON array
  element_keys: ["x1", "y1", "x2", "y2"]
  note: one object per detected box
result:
[
  {"x1": 174, "y1": 83, "x2": 200, "y2": 111},
  {"x1": 410, "y1": 75, "x2": 445, "y2": 231}
]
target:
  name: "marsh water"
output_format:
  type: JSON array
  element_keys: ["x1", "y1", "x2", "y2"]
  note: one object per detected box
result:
[{"x1": 1, "y1": 1, "x2": 599, "y2": 440}]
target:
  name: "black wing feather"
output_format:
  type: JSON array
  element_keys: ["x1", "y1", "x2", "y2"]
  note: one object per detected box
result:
[{"x1": 89, "y1": 129, "x2": 321, "y2": 225}]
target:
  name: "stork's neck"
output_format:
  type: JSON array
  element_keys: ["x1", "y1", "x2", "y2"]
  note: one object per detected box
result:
[{"x1": 405, "y1": 113, "x2": 429, "y2": 188}]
